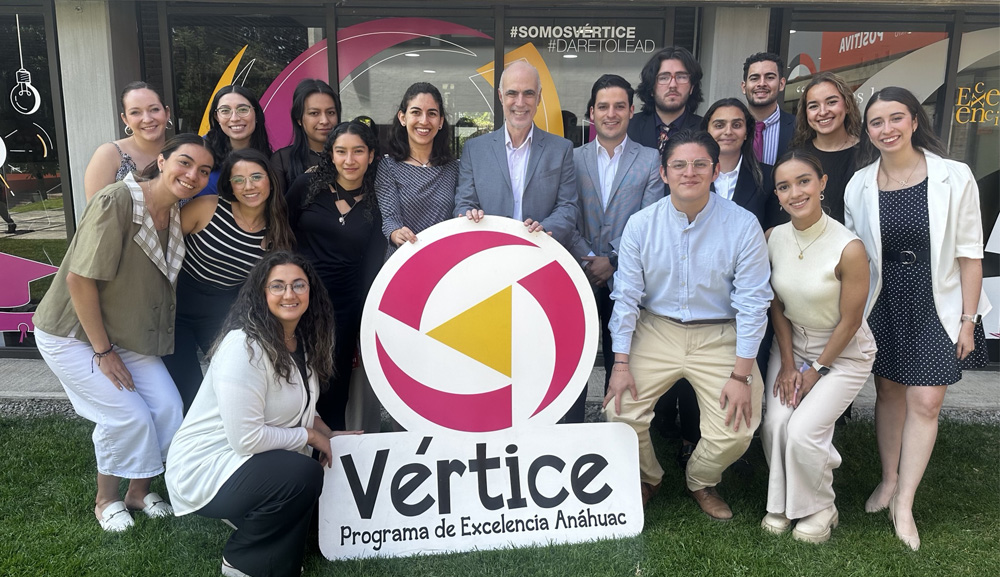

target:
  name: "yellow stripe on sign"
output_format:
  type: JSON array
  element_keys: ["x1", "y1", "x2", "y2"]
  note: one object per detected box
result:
[
  {"x1": 426, "y1": 285, "x2": 512, "y2": 377},
  {"x1": 198, "y1": 45, "x2": 249, "y2": 136}
]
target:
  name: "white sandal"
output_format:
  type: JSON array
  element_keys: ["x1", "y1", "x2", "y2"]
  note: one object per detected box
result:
[
  {"x1": 98, "y1": 501, "x2": 134, "y2": 532},
  {"x1": 134, "y1": 493, "x2": 174, "y2": 519}
]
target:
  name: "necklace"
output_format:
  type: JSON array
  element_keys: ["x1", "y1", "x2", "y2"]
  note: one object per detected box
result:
[
  {"x1": 232, "y1": 202, "x2": 264, "y2": 232},
  {"x1": 140, "y1": 179, "x2": 169, "y2": 231},
  {"x1": 792, "y1": 215, "x2": 828, "y2": 259},
  {"x1": 408, "y1": 155, "x2": 430, "y2": 168},
  {"x1": 879, "y1": 156, "x2": 922, "y2": 188},
  {"x1": 332, "y1": 182, "x2": 361, "y2": 225}
]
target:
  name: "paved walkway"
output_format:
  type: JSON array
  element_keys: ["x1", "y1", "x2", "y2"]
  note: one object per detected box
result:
[{"x1": 2, "y1": 356, "x2": 996, "y2": 413}]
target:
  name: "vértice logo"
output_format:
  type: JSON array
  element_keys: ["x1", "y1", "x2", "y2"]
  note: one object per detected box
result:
[{"x1": 361, "y1": 216, "x2": 599, "y2": 433}]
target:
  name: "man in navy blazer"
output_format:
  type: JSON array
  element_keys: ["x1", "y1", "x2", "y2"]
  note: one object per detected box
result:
[
  {"x1": 742, "y1": 52, "x2": 795, "y2": 165},
  {"x1": 563, "y1": 74, "x2": 663, "y2": 423},
  {"x1": 455, "y1": 61, "x2": 578, "y2": 247},
  {"x1": 627, "y1": 46, "x2": 704, "y2": 153}
]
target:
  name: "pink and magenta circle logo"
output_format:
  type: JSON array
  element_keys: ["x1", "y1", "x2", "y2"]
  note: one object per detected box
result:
[{"x1": 361, "y1": 217, "x2": 598, "y2": 433}]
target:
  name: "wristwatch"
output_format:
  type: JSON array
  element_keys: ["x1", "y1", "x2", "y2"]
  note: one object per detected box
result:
[
  {"x1": 730, "y1": 372, "x2": 752, "y2": 386},
  {"x1": 609, "y1": 250, "x2": 619, "y2": 270},
  {"x1": 961, "y1": 314, "x2": 982, "y2": 325},
  {"x1": 811, "y1": 360, "x2": 831, "y2": 377}
]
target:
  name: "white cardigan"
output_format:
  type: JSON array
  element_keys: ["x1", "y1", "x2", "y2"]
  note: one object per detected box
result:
[
  {"x1": 844, "y1": 149, "x2": 991, "y2": 344},
  {"x1": 165, "y1": 329, "x2": 319, "y2": 515}
]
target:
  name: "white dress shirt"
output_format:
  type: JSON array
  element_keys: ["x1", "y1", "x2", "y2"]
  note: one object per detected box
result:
[
  {"x1": 504, "y1": 124, "x2": 534, "y2": 221},
  {"x1": 596, "y1": 135, "x2": 628, "y2": 208},
  {"x1": 713, "y1": 155, "x2": 742, "y2": 201},
  {"x1": 609, "y1": 193, "x2": 772, "y2": 358}
]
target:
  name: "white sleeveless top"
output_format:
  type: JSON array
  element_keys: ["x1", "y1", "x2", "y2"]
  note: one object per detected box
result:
[{"x1": 768, "y1": 213, "x2": 859, "y2": 330}]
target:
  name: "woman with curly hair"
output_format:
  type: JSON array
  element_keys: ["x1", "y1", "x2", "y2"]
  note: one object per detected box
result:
[
  {"x1": 162, "y1": 149, "x2": 295, "y2": 412},
  {"x1": 167, "y1": 251, "x2": 357, "y2": 577},
  {"x1": 285, "y1": 120, "x2": 386, "y2": 430},
  {"x1": 790, "y1": 71, "x2": 862, "y2": 223}
]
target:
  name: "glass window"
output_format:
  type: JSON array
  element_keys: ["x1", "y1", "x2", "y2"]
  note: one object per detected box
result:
[
  {"x1": 335, "y1": 14, "x2": 495, "y2": 154},
  {"x1": 504, "y1": 16, "x2": 665, "y2": 146},
  {"x1": 0, "y1": 12, "x2": 66, "y2": 351},
  {"x1": 167, "y1": 13, "x2": 325, "y2": 151}
]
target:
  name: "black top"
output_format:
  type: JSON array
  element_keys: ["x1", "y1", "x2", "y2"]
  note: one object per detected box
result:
[
  {"x1": 271, "y1": 147, "x2": 324, "y2": 194},
  {"x1": 285, "y1": 173, "x2": 386, "y2": 313},
  {"x1": 626, "y1": 110, "x2": 703, "y2": 152},
  {"x1": 798, "y1": 141, "x2": 859, "y2": 224}
]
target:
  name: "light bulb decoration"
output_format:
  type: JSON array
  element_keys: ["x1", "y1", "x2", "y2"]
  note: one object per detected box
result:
[{"x1": 10, "y1": 15, "x2": 41, "y2": 116}]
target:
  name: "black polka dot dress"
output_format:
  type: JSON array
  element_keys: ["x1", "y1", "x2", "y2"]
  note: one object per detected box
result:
[{"x1": 867, "y1": 178, "x2": 988, "y2": 385}]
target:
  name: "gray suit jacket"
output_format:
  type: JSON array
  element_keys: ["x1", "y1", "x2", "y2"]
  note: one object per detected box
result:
[
  {"x1": 569, "y1": 139, "x2": 664, "y2": 260},
  {"x1": 454, "y1": 125, "x2": 578, "y2": 247}
]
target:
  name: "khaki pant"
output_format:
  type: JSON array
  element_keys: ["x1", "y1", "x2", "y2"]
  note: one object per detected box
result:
[
  {"x1": 608, "y1": 311, "x2": 763, "y2": 491},
  {"x1": 762, "y1": 323, "x2": 876, "y2": 519}
]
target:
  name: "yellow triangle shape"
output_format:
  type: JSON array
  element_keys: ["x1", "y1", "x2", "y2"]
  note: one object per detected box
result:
[{"x1": 427, "y1": 286, "x2": 512, "y2": 377}]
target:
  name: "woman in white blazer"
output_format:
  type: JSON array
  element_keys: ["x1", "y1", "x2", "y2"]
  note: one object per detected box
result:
[
  {"x1": 845, "y1": 87, "x2": 990, "y2": 551},
  {"x1": 166, "y1": 251, "x2": 358, "y2": 577}
]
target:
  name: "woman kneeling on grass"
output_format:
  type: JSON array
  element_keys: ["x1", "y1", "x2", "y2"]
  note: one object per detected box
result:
[
  {"x1": 760, "y1": 151, "x2": 875, "y2": 543},
  {"x1": 32, "y1": 134, "x2": 215, "y2": 532},
  {"x1": 166, "y1": 251, "x2": 360, "y2": 577}
]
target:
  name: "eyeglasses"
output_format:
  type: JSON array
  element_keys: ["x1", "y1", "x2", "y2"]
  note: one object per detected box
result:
[
  {"x1": 230, "y1": 173, "x2": 266, "y2": 187},
  {"x1": 216, "y1": 105, "x2": 253, "y2": 119},
  {"x1": 267, "y1": 281, "x2": 309, "y2": 296},
  {"x1": 656, "y1": 72, "x2": 691, "y2": 85},
  {"x1": 666, "y1": 159, "x2": 714, "y2": 172}
]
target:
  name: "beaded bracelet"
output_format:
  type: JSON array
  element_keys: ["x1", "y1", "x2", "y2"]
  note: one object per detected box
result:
[{"x1": 91, "y1": 344, "x2": 115, "y2": 373}]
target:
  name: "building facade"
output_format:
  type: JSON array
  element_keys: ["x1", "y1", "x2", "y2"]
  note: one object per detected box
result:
[{"x1": 0, "y1": 0, "x2": 997, "y2": 357}]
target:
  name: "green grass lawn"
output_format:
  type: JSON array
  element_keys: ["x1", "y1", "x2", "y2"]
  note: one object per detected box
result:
[
  {"x1": 1, "y1": 416, "x2": 996, "y2": 577},
  {"x1": 10, "y1": 196, "x2": 64, "y2": 213}
]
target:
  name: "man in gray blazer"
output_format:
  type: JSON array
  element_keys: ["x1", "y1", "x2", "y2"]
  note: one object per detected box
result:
[
  {"x1": 562, "y1": 74, "x2": 664, "y2": 424},
  {"x1": 454, "y1": 61, "x2": 578, "y2": 247}
]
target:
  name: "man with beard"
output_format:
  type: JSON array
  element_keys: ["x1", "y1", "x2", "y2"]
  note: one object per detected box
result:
[
  {"x1": 741, "y1": 52, "x2": 795, "y2": 165},
  {"x1": 627, "y1": 47, "x2": 704, "y2": 154}
]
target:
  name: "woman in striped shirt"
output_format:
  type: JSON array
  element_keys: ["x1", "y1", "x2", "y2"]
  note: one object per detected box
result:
[{"x1": 162, "y1": 149, "x2": 295, "y2": 411}]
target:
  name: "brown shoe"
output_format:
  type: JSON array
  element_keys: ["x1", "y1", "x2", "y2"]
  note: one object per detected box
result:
[
  {"x1": 689, "y1": 487, "x2": 733, "y2": 520},
  {"x1": 641, "y1": 482, "x2": 661, "y2": 507}
]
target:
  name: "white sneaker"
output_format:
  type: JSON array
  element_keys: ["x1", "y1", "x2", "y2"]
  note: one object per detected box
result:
[{"x1": 792, "y1": 505, "x2": 839, "y2": 543}]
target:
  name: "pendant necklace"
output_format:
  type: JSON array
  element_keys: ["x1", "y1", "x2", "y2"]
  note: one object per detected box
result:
[
  {"x1": 792, "y1": 215, "x2": 828, "y2": 259},
  {"x1": 408, "y1": 155, "x2": 430, "y2": 168},
  {"x1": 879, "y1": 156, "x2": 921, "y2": 189},
  {"x1": 332, "y1": 182, "x2": 360, "y2": 225}
]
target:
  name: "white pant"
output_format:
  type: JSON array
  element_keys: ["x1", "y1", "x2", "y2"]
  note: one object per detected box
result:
[
  {"x1": 35, "y1": 329, "x2": 182, "y2": 478},
  {"x1": 761, "y1": 323, "x2": 876, "y2": 519}
]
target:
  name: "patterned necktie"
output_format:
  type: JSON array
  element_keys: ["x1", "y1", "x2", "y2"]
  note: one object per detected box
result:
[
  {"x1": 658, "y1": 123, "x2": 671, "y2": 153},
  {"x1": 752, "y1": 120, "x2": 765, "y2": 161}
]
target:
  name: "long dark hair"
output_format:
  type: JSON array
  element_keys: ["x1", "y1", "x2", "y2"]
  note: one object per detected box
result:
[
  {"x1": 387, "y1": 82, "x2": 453, "y2": 166},
  {"x1": 138, "y1": 133, "x2": 215, "y2": 179},
  {"x1": 636, "y1": 46, "x2": 703, "y2": 115},
  {"x1": 217, "y1": 149, "x2": 295, "y2": 252},
  {"x1": 791, "y1": 72, "x2": 862, "y2": 149},
  {"x1": 303, "y1": 120, "x2": 380, "y2": 219},
  {"x1": 701, "y1": 98, "x2": 764, "y2": 191},
  {"x1": 205, "y1": 85, "x2": 273, "y2": 161},
  {"x1": 287, "y1": 79, "x2": 342, "y2": 178},
  {"x1": 858, "y1": 86, "x2": 948, "y2": 165},
  {"x1": 213, "y1": 251, "x2": 336, "y2": 385}
]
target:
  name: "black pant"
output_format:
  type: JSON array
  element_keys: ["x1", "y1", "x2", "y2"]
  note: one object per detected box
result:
[
  {"x1": 564, "y1": 286, "x2": 615, "y2": 424},
  {"x1": 162, "y1": 271, "x2": 239, "y2": 413},
  {"x1": 197, "y1": 450, "x2": 324, "y2": 577},
  {"x1": 316, "y1": 305, "x2": 359, "y2": 431}
]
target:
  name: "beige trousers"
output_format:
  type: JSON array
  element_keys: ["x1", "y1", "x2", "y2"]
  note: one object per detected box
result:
[
  {"x1": 608, "y1": 311, "x2": 763, "y2": 491},
  {"x1": 762, "y1": 322, "x2": 876, "y2": 519}
]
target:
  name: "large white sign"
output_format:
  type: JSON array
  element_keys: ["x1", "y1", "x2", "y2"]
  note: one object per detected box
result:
[
  {"x1": 320, "y1": 424, "x2": 642, "y2": 559},
  {"x1": 320, "y1": 217, "x2": 641, "y2": 560}
]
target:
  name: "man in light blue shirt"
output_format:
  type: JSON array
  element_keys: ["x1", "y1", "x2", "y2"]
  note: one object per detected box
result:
[{"x1": 604, "y1": 130, "x2": 772, "y2": 520}]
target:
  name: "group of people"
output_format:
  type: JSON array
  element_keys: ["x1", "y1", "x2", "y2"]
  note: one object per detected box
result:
[{"x1": 29, "y1": 44, "x2": 988, "y2": 576}]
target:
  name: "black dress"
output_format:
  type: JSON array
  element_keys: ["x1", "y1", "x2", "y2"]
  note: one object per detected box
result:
[{"x1": 867, "y1": 178, "x2": 988, "y2": 385}]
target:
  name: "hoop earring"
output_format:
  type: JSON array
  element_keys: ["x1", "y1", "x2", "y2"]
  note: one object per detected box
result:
[
  {"x1": 166, "y1": 119, "x2": 174, "y2": 129},
  {"x1": 124, "y1": 125, "x2": 133, "y2": 136},
  {"x1": 820, "y1": 191, "x2": 825, "y2": 201}
]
